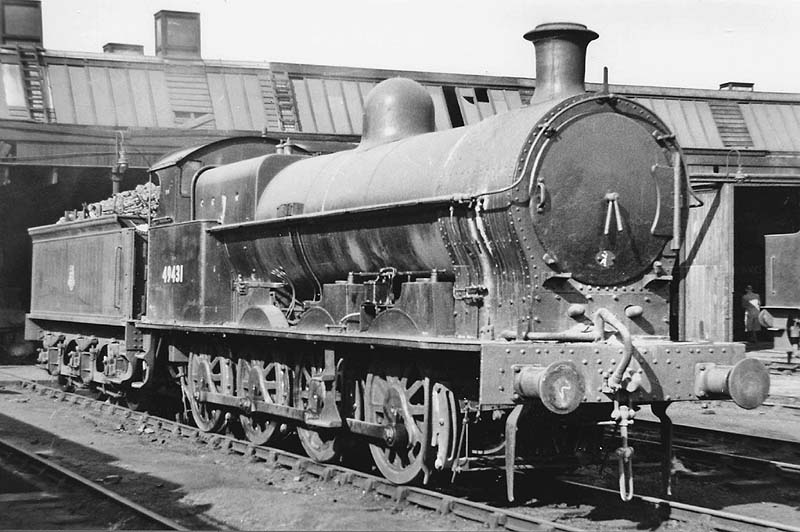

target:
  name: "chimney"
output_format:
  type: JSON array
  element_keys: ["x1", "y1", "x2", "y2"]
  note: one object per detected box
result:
[
  {"x1": 103, "y1": 43, "x2": 145, "y2": 55},
  {"x1": 719, "y1": 81, "x2": 754, "y2": 92},
  {"x1": 154, "y1": 10, "x2": 201, "y2": 58},
  {"x1": 524, "y1": 22, "x2": 598, "y2": 104},
  {"x1": 0, "y1": 0, "x2": 42, "y2": 46}
]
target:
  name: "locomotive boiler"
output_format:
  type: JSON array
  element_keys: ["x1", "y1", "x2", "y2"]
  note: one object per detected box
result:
[{"x1": 26, "y1": 22, "x2": 770, "y2": 501}]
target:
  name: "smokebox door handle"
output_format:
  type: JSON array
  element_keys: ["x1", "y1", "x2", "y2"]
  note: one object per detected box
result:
[{"x1": 534, "y1": 181, "x2": 547, "y2": 213}]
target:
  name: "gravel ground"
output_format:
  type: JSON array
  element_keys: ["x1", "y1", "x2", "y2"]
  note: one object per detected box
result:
[
  {"x1": 1, "y1": 362, "x2": 798, "y2": 531},
  {"x1": 0, "y1": 381, "x2": 475, "y2": 531}
]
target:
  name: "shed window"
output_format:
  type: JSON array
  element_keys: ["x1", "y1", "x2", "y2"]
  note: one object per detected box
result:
[{"x1": 1, "y1": 64, "x2": 25, "y2": 107}]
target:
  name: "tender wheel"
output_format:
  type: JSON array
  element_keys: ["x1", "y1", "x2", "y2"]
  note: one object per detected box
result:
[
  {"x1": 237, "y1": 359, "x2": 290, "y2": 446},
  {"x1": 365, "y1": 364, "x2": 431, "y2": 484},
  {"x1": 294, "y1": 356, "x2": 341, "y2": 463},
  {"x1": 185, "y1": 352, "x2": 225, "y2": 433}
]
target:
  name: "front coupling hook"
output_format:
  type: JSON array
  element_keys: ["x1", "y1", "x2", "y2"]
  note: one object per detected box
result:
[{"x1": 614, "y1": 402, "x2": 635, "y2": 501}]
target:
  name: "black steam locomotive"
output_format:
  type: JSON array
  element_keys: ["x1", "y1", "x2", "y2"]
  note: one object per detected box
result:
[{"x1": 26, "y1": 23, "x2": 770, "y2": 501}]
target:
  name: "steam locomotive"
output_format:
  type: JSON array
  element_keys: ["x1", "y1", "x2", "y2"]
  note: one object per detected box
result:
[
  {"x1": 761, "y1": 230, "x2": 800, "y2": 360},
  {"x1": 25, "y1": 23, "x2": 770, "y2": 501}
]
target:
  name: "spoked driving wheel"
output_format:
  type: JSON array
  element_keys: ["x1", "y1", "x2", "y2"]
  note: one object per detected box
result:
[
  {"x1": 294, "y1": 356, "x2": 342, "y2": 463},
  {"x1": 237, "y1": 359, "x2": 290, "y2": 446},
  {"x1": 365, "y1": 363, "x2": 431, "y2": 484},
  {"x1": 185, "y1": 352, "x2": 225, "y2": 433}
]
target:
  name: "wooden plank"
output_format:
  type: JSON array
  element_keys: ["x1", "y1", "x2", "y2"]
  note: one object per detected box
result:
[
  {"x1": 681, "y1": 185, "x2": 734, "y2": 341},
  {"x1": 223, "y1": 73, "x2": 252, "y2": 130},
  {"x1": 68, "y1": 66, "x2": 96, "y2": 125},
  {"x1": 687, "y1": 101, "x2": 724, "y2": 148},
  {"x1": 46, "y1": 64, "x2": 75, "y2": 123},
  {"x1": 293, "y1": 78, "x2": 317, "y2": 133},
  {"x1": 242, "y1": 74, "x2": 266, "y2": 131},
  {"x1": 324, "y1": 79, "x2": 352, "y2": 134},
  {"x1": 425, "y1": 85, "x2": 451, "y2": 131},
  {"x1": 504, "y1": 90, "x2": 522, "y2": 109},
  {"x1": 223, "y1": 74, "x2": 255, "y2": 130},
  {"x1": 165, "y1": 67, "x2": 212, "y2": 119},
  {"x1": 456, "y1": 87, "x2": 481, "y2": 125},
  {"x1": 341, "y1": 80, "x2": 364, "y2": 133},
  {"x1": 206, "y1": 72, "x2": 234, "y2": 130},
  {"x1": 147, "y1": 70, "x2": 174, "y2": 127},
  {"x1": 87, "y1": 67, "x2": 116, "y2": 126},
  {"x1": 305, "y1": 78, "x2": 334, "y2": 134},
  {"x1": 108, "y1": 68, "x2": 136, "y2": 126},
  {"x1": 774, "y1": 105, "x2": 800, "y2": 150},
  {"x1": 475, "y1": 88, "x2": 495, "y2": 119},
  {"x1": 128, "y1": 70, "x2": 155, "y2": 127},
  {"x1": 488, "y1": 89, "x2": 509, "y2": 115}
]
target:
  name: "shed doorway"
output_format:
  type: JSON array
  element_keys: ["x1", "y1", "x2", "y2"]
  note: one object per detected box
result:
[{"x1": 733, "y1": 186, "x2": 800, "y2": 341}]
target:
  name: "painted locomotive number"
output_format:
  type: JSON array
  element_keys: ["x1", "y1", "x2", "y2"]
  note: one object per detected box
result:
[{"x1": 162, "y1": 264, "x2": 184, "y2": 284}]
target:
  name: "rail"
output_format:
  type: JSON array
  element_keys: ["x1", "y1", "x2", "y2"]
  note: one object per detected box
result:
[
  {"x1": 7, "y1": 376, "x2": 799, "y2": 531},
  {"x1": 10, "y1": 379, "x2": 587, "y2": 532},
  {"x1": 560, "y1": 479, "x2": 800, "y2": 532},
  {"x1": 0, "y1": 436, "x2": 186, "y2": 531}
]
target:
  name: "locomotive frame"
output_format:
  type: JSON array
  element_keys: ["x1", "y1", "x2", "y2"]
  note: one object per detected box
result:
[{"x1": 25, "y1": 23, "x2": 770, "y2": 502}]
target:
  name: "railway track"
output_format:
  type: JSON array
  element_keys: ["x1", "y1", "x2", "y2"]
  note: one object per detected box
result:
[
  {"x1": 3, "y1": 376, "x2": 800, "y2": 531},
  {"x1": 633, "y1": 418, "x2": 800, "y2": 479},
  {"x1": 0, "y1": 434, "x2": 185, "y2": 530},
  {"x1": 556, "y1": 479, "x2": 800, "y2": 532}
]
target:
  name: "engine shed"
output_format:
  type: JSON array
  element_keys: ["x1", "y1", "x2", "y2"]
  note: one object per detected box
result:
[{"x1": 1, "y1": 1, "x2": 798, "y2": 351}]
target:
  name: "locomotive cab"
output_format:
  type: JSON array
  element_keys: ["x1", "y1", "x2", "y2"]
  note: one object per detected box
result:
[
  {"x1": 149, "y1": 136, "x2": 281, "y2": 225},
  {"x1": 144, "y1": 137, "x2": 282, "y2": 327}
]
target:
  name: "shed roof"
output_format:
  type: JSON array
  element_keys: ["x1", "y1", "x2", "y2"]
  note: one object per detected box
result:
[
  {"x1": 740, "y1": 103, "x2": 800, "y2": 151},
  {"x1": 1, "y1": 47, "x2": 800, "y2": 154}
]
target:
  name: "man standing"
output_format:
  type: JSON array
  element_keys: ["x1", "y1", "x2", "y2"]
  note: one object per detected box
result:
[{"x1": 741, "y1": 285, "x2": 761, "y2": 343}]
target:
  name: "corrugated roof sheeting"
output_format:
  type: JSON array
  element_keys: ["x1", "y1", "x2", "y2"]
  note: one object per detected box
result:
[
  {"x1": 740, "y1": 103, "x2": 800, "y2": 151},
  {"x1": 207, "y1": 72, "x2": 266, "y2": 131},
  {"x1": 425, "y1": 86, "x2": 452, "y2": 130},
  {"x1": 455, "y1": 87, "x2": 522, "y2": 125},
  {"x1": 292, "y1": 77, "x2": 376, "y2": 134},
  {"x1": 47, "y1": 64, "x2": 173, "y2": 127},
  {"x1": 635, "y1": 98, "x2": 724, "y2": 149},
  {"x1": 290, "y1": 75, "x2": 526, "y2": 134}
]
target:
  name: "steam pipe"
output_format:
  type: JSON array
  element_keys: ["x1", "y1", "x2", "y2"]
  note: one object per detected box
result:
[
  {"x1": 593, "y1": 308, "x2": 633, "y2": 391},
  {"x1": 526, "y1": 331, "x2": 596, "y2": 342},
  {"x1": 672, "y1": 151, "x2": 682, "y2": 251},
  {"x1": 499, "y1": 330, "x2": 595, "y2": 342}
]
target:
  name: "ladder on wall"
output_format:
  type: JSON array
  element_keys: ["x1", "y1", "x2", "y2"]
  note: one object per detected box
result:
[
  {"x1": 270, "y1": 70, "x2": 299, "y2": 132},
  {"x1": 16, "y1": 44, "x2": 54, "y2": 122}
]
